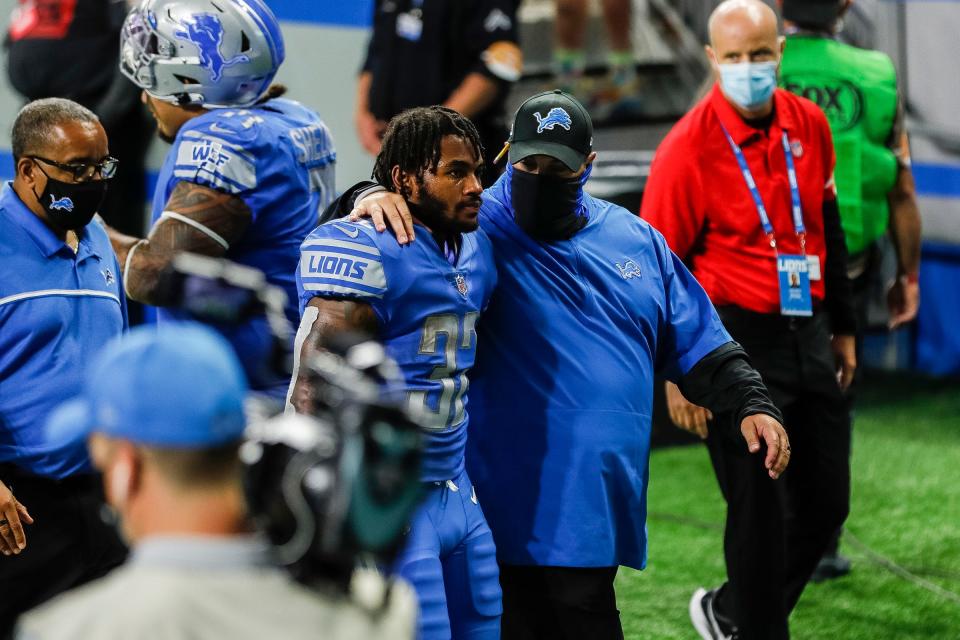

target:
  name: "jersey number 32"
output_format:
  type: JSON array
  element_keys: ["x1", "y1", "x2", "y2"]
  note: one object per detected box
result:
[{"x1": 408, "y1": 312, "x2": 478, "y2": 431}]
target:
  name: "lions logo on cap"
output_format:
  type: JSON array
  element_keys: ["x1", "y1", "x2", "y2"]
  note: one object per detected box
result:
[{"x1": 534, "y1": 107, "x2": 572, "y2": 134}]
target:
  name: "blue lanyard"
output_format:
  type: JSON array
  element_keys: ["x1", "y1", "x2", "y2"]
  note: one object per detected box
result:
[{"x1": 720, "y1": 124, "x2": 806, "y2": 253}]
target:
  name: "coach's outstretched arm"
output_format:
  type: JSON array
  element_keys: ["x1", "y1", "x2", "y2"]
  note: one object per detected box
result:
[
  {"x1": 106, "y1": 182, "x2": 253, "y2": 305},
  {"x1": 678, "y1": 343, "x2": 790, "y2": 479}
]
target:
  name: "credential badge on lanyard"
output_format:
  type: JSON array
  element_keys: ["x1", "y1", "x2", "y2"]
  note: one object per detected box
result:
[
  {"x1": 396, "y1": 0, "x2": 424, "y2": 41},
  {"x1": 721, "y1": 124, "x2": 813, "y2": 317}
]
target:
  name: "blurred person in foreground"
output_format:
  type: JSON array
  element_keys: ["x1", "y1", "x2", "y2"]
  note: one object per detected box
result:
[
  {"x1": 641, "y1": 1, "x2": 856, "y2": 638},
  {"x1": 105, "y1": 0, "x2": 335, "y2": 397},
  {"x1": 16, "y1": 323, "x2": 415, "y2": 639},
  {"x1": 356, "y1": 0, "x2": 521, "y2": 184},
  {"x1": 328, "y1": 89, "x2": 791, "y2": 640},
  {"x1": 0, "y1": 97, "x2": 126, "y2": 631},
  {"x1": 778, "y1": 0, "x2": 922, "y2": 581}
]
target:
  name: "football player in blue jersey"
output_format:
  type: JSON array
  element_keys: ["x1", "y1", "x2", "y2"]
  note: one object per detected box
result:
[
  {"x1": 290, "y1": 106, "x2": 502, "y2": 640},
  {"x1": 328, "y1": 90, "x2": 793, "y2": 640},
  {"x1": 104, "y1": 0, "x2": 336, "y2": 397}
]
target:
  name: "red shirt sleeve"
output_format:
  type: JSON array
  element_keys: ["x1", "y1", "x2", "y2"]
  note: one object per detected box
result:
[{"x1": 639, "y1": 130, "x2": 705, "y2": 260}]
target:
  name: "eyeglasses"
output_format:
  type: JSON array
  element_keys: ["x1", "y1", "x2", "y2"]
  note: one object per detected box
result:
[{"x1": 30, "y1": 156, "x2": 119, "y2": 181}]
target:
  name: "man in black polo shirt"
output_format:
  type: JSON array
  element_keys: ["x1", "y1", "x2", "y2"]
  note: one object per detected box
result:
[{"x1": 355, "y1": 0, "x2": 522, "y2": 185}]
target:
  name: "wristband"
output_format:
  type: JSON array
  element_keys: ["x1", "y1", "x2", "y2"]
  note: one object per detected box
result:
[{"x1": 905, "y1": 273, "x2": 919, "y2": 285}]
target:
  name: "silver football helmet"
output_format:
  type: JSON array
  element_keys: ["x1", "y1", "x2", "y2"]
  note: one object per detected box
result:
[{"x1": 120, "y1": 0, "x2": 285, "y2": 108}]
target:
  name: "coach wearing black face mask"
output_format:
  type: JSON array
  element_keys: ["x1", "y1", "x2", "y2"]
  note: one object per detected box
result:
[
  {"x1": 503, "y1": 90, "x2": 596, "y2": 241},
  {"x1": 0, "y1": 97, "x2": 127, "y2": 633}
]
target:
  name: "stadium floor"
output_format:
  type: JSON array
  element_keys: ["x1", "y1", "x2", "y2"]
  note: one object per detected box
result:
[{"x1": 615, "y1": 372, "x2": 960, "y2": 639}]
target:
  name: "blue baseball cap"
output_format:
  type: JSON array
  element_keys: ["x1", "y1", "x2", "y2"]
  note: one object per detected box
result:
[{"x1": 47, "y1": 323, "x2": 248, "y2": 449}]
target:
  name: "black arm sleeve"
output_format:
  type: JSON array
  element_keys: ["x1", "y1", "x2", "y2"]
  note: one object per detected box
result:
[
  {"x1": 822, "y1": 197, "x2": 857, "y2": 335},
  {"x1": 318, "y1": 181, "x2": 381, "y2": 225},
  {"x1": 679, "y1": 342, "x2": 784, "y2": 435}
]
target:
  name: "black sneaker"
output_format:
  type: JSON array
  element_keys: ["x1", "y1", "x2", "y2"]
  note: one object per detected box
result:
[
  {"x1": 690, "y1": 587, "x2": 739, "y2": 640},
  {"x1": 811, "y1": 553, "x2": 852, "y2": 583}
]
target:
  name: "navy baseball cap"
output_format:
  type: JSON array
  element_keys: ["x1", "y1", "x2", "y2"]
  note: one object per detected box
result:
[
  {"x1": 47, "y1": 323, "x2": 248, "y2": 449},
  {"x1": 781, "y1": 0, "x2": 845, "y2": 28},
  {"x1": 507, "y1": 89, "x2": 593, "y2": 171}
]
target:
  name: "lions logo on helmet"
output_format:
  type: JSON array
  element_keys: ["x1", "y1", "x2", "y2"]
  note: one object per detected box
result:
[
  {"x1": 174, "y1": 14, "x2": 250, "y2": 82},
  {"x1": 534, "y1": 107, "x2": 573, "y2": 134},
  {"x1": 120, "y1": 0, "x2": 285, "y2": 108}
]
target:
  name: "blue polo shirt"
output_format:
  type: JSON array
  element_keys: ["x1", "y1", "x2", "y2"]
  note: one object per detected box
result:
[
  {"x1": 466, "y1": 170, "x2": 732, "y2": 569},
  {"x1": 0, "y1": 183, "x2": 127, "y2": 478}
]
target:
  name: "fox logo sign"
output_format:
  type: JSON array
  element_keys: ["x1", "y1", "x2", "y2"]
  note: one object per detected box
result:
[
  {"x1": 48, "y1": 195, "x2": 74, "y2": 212},
  {"x1": 534, "y1": 107, "x2": 572, "y2": 134}
]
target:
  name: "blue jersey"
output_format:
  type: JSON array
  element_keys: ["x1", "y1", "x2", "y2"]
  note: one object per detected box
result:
[
  {"x1": 466, "y1": 171, "x2": 731, "y2": 569},
  {"x1": 0, "y1": 184, "x2": 126, "y2": 478},
  {"x1": 297, "y1": 220, "x2": 497, "y2": 482},
  {"x1": 152, "y1": 98, "x2": 335, "y2": 394}
]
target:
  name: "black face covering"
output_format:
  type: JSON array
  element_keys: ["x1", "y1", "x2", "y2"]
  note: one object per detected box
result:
[
  {"x1": 510, "y1": 167, "x2": 587, "y2": 242},
  {"x1": 34, "y1": 174, "x2": 108, "y2": 232}
]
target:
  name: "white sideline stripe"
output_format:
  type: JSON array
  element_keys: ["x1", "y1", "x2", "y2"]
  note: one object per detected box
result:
[
  {"x1": 0, "y1": 289, "x2": 121, "y2": 308},
  {"x1": 159, "y1": 211, "x2": 230, "y2": 250}
]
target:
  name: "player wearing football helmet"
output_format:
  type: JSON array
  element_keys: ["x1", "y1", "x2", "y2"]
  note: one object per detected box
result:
[{"x1": 107, "y1": 0, "x2": 336, "y2": 398}]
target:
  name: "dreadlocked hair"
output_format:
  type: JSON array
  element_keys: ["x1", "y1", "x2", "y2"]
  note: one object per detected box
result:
[
  {"x1": 372, "y1": 106, "x2": 484, "y2": 199},
  {"x1": 255, "y1": 84, "x2": 288, "y2": 104}
]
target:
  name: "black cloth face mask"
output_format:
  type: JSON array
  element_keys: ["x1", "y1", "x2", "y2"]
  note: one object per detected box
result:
[
  {"x1": 33, "y1": 169, "x2": 108, "y2": 232},
  {"x1": 509, "y1": 164, "x2": 589, "y2": 242}
]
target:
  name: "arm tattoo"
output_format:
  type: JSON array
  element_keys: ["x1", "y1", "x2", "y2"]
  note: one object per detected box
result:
[
  {"x1": 303, "y1": 298, "x2": 379, "y2": 353},
  {"x1": 124, "y1": 181, "x2": 253, "y2": 304},
  {"x1": 291, "y1": 298, "x2": 379, "y2": 415}
]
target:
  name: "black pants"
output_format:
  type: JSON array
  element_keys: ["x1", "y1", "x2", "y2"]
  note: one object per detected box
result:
[
  {"x1": 500, "y1": 564, "x2": 623, "y2": 640},
  {"x1": 821, "y1": 254, "x2": 875, "y2": 560},
  {"x1": 708, "y1": 308, "x2": 851, "y2": 640},
  {"x1": 0, "y1": 466, "x2": 127, "y2": 637}
]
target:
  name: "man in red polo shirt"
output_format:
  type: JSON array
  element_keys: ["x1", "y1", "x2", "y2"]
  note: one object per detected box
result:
[{"x1": 641, "y1": 1, "x2": 856, "y2": 639}]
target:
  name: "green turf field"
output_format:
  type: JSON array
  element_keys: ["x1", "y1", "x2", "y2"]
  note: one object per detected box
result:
[{"x1": 615, "y1": 373, "x2": 960, "y2": 639}]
